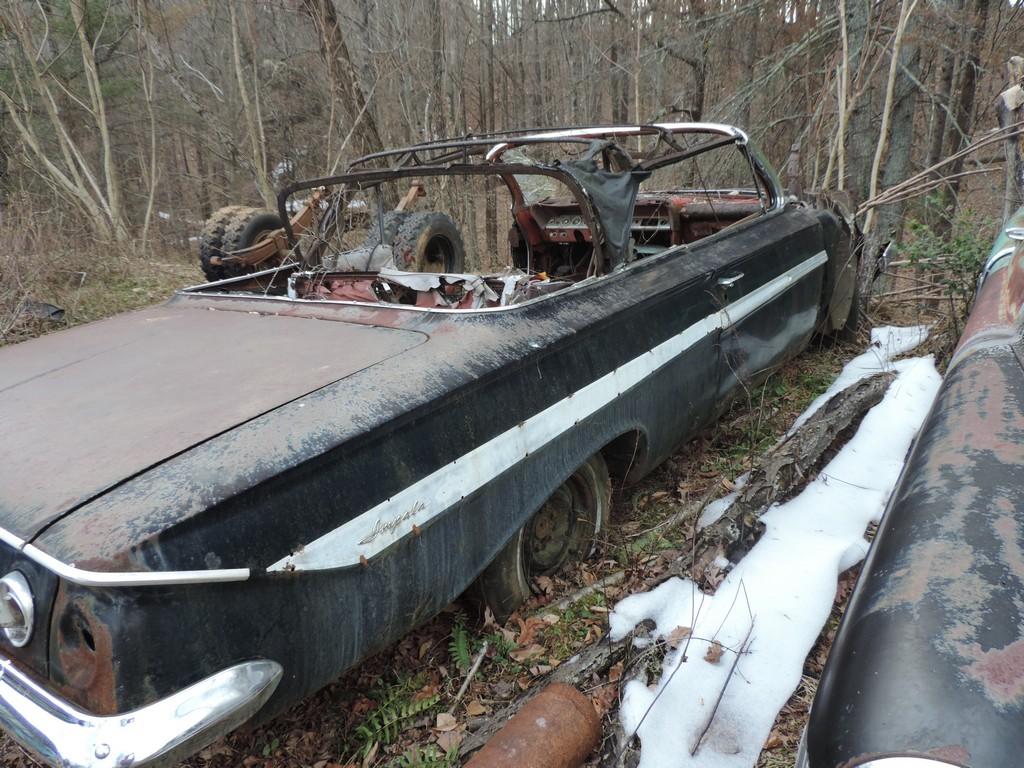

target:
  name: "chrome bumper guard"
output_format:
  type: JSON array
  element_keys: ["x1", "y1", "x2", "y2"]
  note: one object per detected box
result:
[{"x1": 0, "y1": 656, "x2": 282, "y2": 768}]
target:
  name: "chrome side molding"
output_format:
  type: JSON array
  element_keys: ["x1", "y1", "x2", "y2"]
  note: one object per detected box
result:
[{"x1": 0, "y1": 525, "x2": 249, "y2": 587}]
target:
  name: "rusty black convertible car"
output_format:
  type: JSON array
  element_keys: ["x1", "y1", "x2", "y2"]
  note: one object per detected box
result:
[
  {"x1": 797, "y1": 209, "x2": 1024, "y2": 768},
  {"x1": 0, "y1": 124, "x2": 854, "y2": 767}
]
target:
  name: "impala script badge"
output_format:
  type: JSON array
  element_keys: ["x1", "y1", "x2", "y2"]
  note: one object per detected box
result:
[{"x1": 358, "y1": 501, "x2": 426, "y2": 546}]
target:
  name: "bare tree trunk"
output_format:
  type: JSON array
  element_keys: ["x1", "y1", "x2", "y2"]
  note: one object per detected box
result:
[
  {"x1": 632, "y1": 0, "x2": 642, "y2": 123},
  {"x1": 69, "y1": 0, "x2": 129, "y2": 239},
  {"x1": 863, "y1": 0, "x2": 918, "y2": 236},
  {"x1": 430, "y1": 0, "x2": 446, "y2": 138},
  {"x1": 137, "y1": 10, "x2": 244, "y2": 177},
  {"x1": 998, "y1": 56, "x2": 1024, "y2": 223},
  {"x1": 301, "y1": 0, "x2": 388, "y2": 159},
  {"x1": 0, "y1": 2, "x2": 128, "y2": 240},
  {"x1": 924, "y1": 2, "x2": 961, "y2": 172},
  {"x1": 481, "y1": 0, "x2": 498, "y2": 256},
  {"x1": 936, "y1": 0, "x2": 991, "y2": 231},
  {"x1": 843, "y1": 0, "x2": 876, "y2": 206},
  {"x1": 863, "y1": 39, "x2": 922, "y2": 294},
  {"x1": 689, "y1": 0, "x2": 708, "y2": 122},
  {"x1": 845, "y1": 0, "x2": 923, "y2": 318},
  {"x1": 530, "y1": 0, "x2": 544, "y2": 124},
  {"x1": 835, "y1": 0, "x2": 850, "y2": 190},
  {"x1": 0, "y1": 97, "x2": 9, "y2": 220},
  {"x1": 229, "y1": 1, "x2": 274, "y2": 208},
  {"x1": 735, "y1": 4, "x2": 759, "y2": 130},
  {"x1": 133, "y1": 2, "x2": 160, "y2": 246},
  {"x1": 610, "y1": 42, "x2": 628, "y2": 124}
]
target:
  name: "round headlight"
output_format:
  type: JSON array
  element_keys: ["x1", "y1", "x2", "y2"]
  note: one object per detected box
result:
[{"x1": 0, "y1": 571, "x2": 34, "y2": 647}]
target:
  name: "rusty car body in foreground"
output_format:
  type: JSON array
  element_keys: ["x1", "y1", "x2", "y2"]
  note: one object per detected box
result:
[
  {"x1": 798, "y1": 210, "x2": 1024, "y2": 768},
  {"x1": 0, "y1": 124, "x2": 854, "y2": 767}
]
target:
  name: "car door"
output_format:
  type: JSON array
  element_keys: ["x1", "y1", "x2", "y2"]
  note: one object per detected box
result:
[{"x1": 713, "y1": 209, "x2": 828, "y2": 402}]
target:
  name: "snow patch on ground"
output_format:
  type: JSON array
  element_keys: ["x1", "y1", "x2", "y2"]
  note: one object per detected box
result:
[
  {"x1": 791, "y1": 324, "x2": 929, "y2": 431},
  {"x1": 698, "y1": 325, "x2": 928, "y2": 531},
  {"x1": 608, "y1": 330, "x2": 940, "y2": 768},
  {"x1": 698, "y1": 473, "x2": 748, "y2": 529}
]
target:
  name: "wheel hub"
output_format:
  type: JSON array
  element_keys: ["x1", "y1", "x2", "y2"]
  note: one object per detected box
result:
[{"x1": 526, "y1": 486, "x2": 575, "y2": 574}]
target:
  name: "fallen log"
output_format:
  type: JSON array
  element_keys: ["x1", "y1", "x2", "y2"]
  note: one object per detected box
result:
[{"x1": 688, "y1": 370, "x2": 896, "y2": 586}]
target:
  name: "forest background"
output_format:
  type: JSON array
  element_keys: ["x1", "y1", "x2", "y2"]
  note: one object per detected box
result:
[
  {"x1": 0, "y1": 2, "x2": 1016, "y2": 765},
  {"x1": 0, "y1": 0, "x2": 1018, "y2": 339}
]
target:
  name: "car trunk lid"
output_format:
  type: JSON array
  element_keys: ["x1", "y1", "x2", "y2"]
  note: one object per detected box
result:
[{"x1": 0, "y1": 304, "x2": 426, "y2": 541}]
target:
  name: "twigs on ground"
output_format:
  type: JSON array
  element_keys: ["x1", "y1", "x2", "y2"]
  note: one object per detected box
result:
[
  {"x1": 449, "y1": 641, "x2": 489, "y2": 715},
  {"x1": 689, "y1": 621, "x2": 755, "y2": 757},
  {"x1": 550, "y1": 571, "x2": 626, "y2": 612}
]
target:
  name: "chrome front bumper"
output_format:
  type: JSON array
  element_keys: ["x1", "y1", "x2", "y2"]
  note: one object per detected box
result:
[{"x1": 0, "y1": 656, "x2": 282, "y2": 768}]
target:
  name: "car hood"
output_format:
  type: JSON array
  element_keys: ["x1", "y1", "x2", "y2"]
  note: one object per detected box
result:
[{"x1": 0, "y1": 303, "x2": 426, "y2": 541}]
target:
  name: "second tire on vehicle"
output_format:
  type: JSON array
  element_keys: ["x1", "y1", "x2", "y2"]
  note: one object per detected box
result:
[{"x1": 474, "y1": 454, "x2": 611, "y2": 622}]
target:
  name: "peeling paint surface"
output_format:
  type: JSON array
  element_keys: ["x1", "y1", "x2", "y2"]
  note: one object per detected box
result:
[
  {"x1": 961, "y1": 638, "x2": 1024, "y2": 708},
  {"x1": 865, "y1": 350, "x2": 1024, "y2": 707},
  {"x1": 807, "y1": 237, "x2": 1024, "y2": 768}
]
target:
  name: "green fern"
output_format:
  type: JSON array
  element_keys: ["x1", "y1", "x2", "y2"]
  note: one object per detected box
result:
[
  {"x1": 388, "y1": 744, "x2": 458, "y2": 767},
  {"x1": 448, "y1": 614, "x2": 473, "y2": 672},
  {"x1": 260, "y1": 737, "x2": 280, "y2": 758},
  {"x1": 354, "y1": 691, "x2": 440, "y2": 757}
]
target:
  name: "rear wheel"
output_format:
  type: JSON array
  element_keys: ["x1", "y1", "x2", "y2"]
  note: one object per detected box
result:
[
  {"x1": 360, "y1": 211, "x2": 466, "y2": 272},
  {"x1": 198, "y1": 206, "x2": 283, "y2": 282},
  {"x1": 475, "y1": 454, "x2": 611, "y2": 622}
]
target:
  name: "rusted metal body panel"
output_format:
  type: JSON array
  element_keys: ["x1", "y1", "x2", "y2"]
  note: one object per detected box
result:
[
  {"x1": 804, "y1": 219, "x2": 1024, "y2": 768},
  {"x1": 464, "y1": 683, "x2": 600, "y2": 767}
]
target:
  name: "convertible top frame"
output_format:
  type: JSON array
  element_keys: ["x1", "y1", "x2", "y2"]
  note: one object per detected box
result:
[{"x1": 275, "y1": 123, "x2": 785, "y2": 273}]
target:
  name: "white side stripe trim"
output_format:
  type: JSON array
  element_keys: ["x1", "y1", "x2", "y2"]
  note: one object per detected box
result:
[{"x1": 268, "y1": 251, "x2": 827, "y2": 573}]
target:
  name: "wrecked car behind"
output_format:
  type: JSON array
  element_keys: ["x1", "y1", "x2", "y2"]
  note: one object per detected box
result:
[
  {"x1": 799, "y1": 210, "x2": 1024, "y2": 768},
  {"x1": 0, "y1": 124, "x2": 853, "y2": 767}
]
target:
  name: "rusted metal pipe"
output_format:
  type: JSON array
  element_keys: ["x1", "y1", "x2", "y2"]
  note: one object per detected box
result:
[{"x1": 464, "y1": 683, "x2": 600, "y2": 768}]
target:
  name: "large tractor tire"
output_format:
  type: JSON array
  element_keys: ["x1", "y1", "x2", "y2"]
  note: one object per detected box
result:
[
  {"x1": 198, "y1": 206, "x2": 284, "y2": 282},
  {"x1": 473, "y1": 454, "x2": 611, "y2": 622},
  {"x1": 361, "y1": 211, "x2": 412, "y2": 252},
  {"x1": 362, "y1": 211, "x2": 466, "y2": 273}
]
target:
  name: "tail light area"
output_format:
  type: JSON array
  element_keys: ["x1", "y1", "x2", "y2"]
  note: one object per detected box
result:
[
  {"x1": 0, "y1": 571, "x2": 34, "y2": 647},
  {"x1": 0, "y1": 545, "x2": 57, "y2": 680}
]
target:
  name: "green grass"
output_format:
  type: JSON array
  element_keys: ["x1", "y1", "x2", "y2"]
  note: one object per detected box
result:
[{"x1": 2, "y1": 248, "x2": 200, "y2": 347}]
